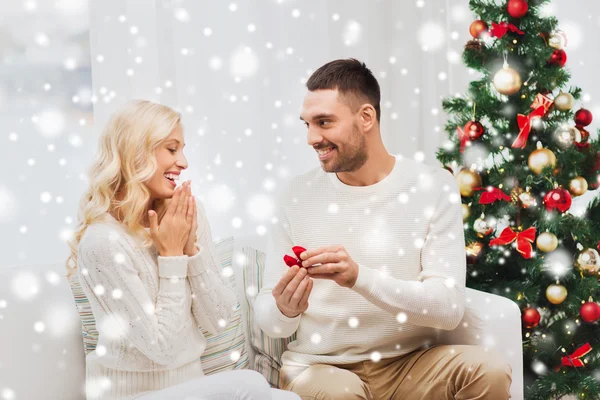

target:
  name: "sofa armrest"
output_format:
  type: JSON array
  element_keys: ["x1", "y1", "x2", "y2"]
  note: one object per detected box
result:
[{"x1": 435, "y1": 288, "x2": 524, "y2": 400}]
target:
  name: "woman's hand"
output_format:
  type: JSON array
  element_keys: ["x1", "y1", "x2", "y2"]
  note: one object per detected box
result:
[
  {"x1": 148, "y1": 181, "x2": 194, "y2": 257},
  {"x1": 183, "y1": 186, "x2": 199, "y2": 257}
]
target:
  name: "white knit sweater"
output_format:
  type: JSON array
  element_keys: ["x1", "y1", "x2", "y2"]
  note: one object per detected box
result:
[
  {"x1": 77, "y1": 202, "x2": 237, "y2": 399},
  {"x1": 255, "y1": 155, "x2": 467, "y2": 367}
]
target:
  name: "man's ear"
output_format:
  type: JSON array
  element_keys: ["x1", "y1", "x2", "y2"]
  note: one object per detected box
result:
[{"x1": 359, "y1": 104, "x2": 377, "y2": 132}]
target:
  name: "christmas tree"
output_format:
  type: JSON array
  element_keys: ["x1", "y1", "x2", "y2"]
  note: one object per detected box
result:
[{"x1": 436, "y1": 0, "x2": 600, "y2": 398}]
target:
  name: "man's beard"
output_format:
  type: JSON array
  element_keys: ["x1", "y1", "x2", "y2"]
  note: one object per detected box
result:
[{"x1": 320, "y1": 124, "x2": 368, "y2": 173}]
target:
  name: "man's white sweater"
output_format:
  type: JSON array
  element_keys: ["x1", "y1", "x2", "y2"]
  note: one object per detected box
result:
[{"x1": 255, "y1": 155, "x2": 467, "y2": 367}]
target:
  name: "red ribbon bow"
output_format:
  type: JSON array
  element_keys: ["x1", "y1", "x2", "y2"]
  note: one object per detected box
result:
[
  {"x1": 489, "y1": 227, "x2": 536, "y2": 259},
  {"x1": 512, "y1": 106, "x2": 546, "y2": 149},
  {"x1": 560, "y1": 343, "x2": 592, "y2": 369},
  {"x1": 475, "y1": 187, "x2": 512, "y2": 204},
  {"x1": 490, "y1": 22, "x2": 525, "y2": 38}
]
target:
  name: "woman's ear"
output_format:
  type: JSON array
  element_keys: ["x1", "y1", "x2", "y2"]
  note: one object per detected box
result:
[{"x1": 360, "y1": 104, "x2": 377, "y2": 132}]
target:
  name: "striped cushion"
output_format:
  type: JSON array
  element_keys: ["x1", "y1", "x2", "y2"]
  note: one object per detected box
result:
[
  {"x1": 242, "y1": 246, "x2": 296, "y2": 388},
  {"x1": 69, "y1": 236, "x2": 248, "y2": 375}
]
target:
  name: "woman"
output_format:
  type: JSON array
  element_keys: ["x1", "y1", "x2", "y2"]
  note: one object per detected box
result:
[{"x1": 66, "y1": 100, "x2": 299, "y2": 400}]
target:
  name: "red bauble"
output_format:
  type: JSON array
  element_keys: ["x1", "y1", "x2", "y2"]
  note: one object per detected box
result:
[
  {"x1": 544, "y1": 188, "x2": 573, "y2": 212},
  {"x1": 464, "y1": 120, "x2": 485, "y2": 140},
  {"x1": 469, "y1": 20, "x2": 489, "y2": 38},
  {"x1": 507, "y1": 0, "x2": 529, "y2": 18},
  {"x1": 580, "y1": 302, "x2": 600, "y2": 323},
  {"x1": 548, "y1": 49, "x2": 567, "y2": 67},
  {"x1": 522, "y1": 307, "x2": 540, "y2": 328},
  {"x1": 543, "y1": 188, "x2": 572, "y2": 213},
  {"x1": 575, "y1": 108, "x2": 593, "y2": 127}
]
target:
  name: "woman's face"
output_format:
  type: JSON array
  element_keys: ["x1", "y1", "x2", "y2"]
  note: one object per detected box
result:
[{"x1": 146, "y1": 124, "x2": 188, "y2": 200}]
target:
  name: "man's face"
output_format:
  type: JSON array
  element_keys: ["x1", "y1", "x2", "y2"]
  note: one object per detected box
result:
[{"x1": 300, "y1": 89, "x2": 368, "y2": 173}]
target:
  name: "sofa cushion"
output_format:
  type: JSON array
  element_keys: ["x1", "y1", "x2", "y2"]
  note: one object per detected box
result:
[
  {"x1": 242, "y1": 246, "x2": 296, "y2": 388},
  {"x1": 68, "y1": 236, "x2": 248, "y2": 375}
]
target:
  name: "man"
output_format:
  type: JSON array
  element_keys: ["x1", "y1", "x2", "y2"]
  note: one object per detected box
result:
[{"x1": 254, "y1": 58, "x2": 512, "y2": 399}]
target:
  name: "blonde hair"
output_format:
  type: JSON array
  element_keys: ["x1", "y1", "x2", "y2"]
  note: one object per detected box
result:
[{"x1": 65, "y1": 100, "x2": 181, "y2": 278}]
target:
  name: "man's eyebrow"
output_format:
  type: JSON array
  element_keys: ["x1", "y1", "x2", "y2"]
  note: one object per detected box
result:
[
  {"x1": 166, "y1": 138, "x2": 186, "y2": 147},
  {"x1": 299, "y1": 114, "x2": 335, "y2": 121}
]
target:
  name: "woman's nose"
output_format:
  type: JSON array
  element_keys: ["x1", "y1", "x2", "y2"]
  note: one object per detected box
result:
[{"x1": 177, "y1": 154, "x2": 188, "y2": 169}]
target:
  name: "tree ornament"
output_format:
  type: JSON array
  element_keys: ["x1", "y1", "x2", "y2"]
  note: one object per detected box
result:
[
  {"x1": 493, "y1": 64, "x2": 522, "y2": 96},
  {"x1": 548, "y1": 30, "x2": 567, "y2": 50},
  {"x1": 512, "y1": 106, "x2": 545, "y2": 149},
  {"x1": 575, "y1": 108, "x2": 593, "y2": 127},
  {"x1": 474, "y1": 216, "x2": 494, "y2": 238},
  {"x1": 543, "y1": 187, "x2": 572, "y2": 213},
  {"x1": 490, "y1": 226, "x2": 536, "y2": 259},
  {"x1": 477, "y1": 186, "x2": 511, "y2": 204},
  {"x1": 465, "y1": 39, "x2": 484, "y2": 57},
  {"x1": 490, "y1": 22, "x2": 524, "y2": 38},
  {"x1": 456, "y1": 168, "x2": 482, "y2": 197},
  {"x1": 511, "y1": 187, "x2": 536, "y2": 208},
  {"x1": 464, "y1": 120, "x2": 485, "y2": 140},
  {"x1": 576, "y1": 248, "x2": 600, "y2": 276},
  {"x1": 548, "y1": 49, "x2": 567, "y2": 67},
  {"x1": 580, "y1": 301, "x2": 600, "y2": 323},
  {"x1": 559, "y1": 343, "x2": 592, "y2": 369},
  {"x1": 519, "y1": 191, "x2": 536, "y2": 208},
  {"x1": 536, "y1": 232, "x2": 558, "y2": 253},
  {"x1": 576, "y1": 126, "x2": 590, "y2": 143},
  {"x1": 554, "y1": 126, "x2": 582, "y2": 148},
  {"x1": 531, "y1": 93, "x2": 554, "y2": 115},
  {"x1": 507, "y1": 0, "x2": 529, "y2": 18},
  {"x1": 522, "y1": 307, "x2": 540, "y2": 328},
  {"x1": 528, "y1": 142, "x2": 556, "y2": 174},
  {"x1": 554, "y1": 92, "x2": 575, "y2": 111},
  {"x1": 469, "y1": 20, "x2": 489, "y2": 38},
  {"x1": 569, "y1": 176, "x2": 588, "y2": 197},
  {"x1": 546, "y1": 283, "x2": 568, "y2": 305},
  {"x1": 462, "y1": 204, "x2": 471, "y2": 221},
  {"x1": 466, "y1": 242, "x2": 484, "y2": 265}
]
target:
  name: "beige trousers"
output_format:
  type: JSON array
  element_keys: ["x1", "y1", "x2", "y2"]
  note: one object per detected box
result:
[{"x1": 280, "y1": 345, "x2": 512, "y2": 400}]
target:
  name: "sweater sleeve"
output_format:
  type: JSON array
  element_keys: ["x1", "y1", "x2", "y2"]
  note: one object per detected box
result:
[
  {"x1": 187, "y1": 200, "x2": 237, "y2": 336},
  {"x1": 350, "y1": 169, "x2": 467, "y2": 330},
  {"x1": 255, "y1": 187, "x2": 302, "y2": 339},
  {"x1": 78, "y1": 235, "x2": 191, "y2": 366}
]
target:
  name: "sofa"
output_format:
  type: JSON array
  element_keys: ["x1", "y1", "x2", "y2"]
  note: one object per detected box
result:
[{"x1": 0, "y1": 234, "x2": 524, "y2": 399}]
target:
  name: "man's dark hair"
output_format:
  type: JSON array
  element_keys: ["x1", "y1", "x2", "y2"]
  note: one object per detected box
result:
[{"x1": 306, "y1": 58, "x2": 381, "y2": 123}]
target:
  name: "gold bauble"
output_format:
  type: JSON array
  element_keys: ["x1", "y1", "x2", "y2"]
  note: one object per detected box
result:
[
  {"x1": 554, "y1": 92, "x2": 575, "y2": 111},
  {"x1": 546, "y1": 284, "x2": 568, "y2": 305},
  {"x1": 536, "y1": 232, "x2": 558, "y2": 253},
  {"x1": 528, "y1": 148, "x2": 556, "y2": 174},
  {"x1": 462, "y1": 204, "x2": 471, "y2": 221},
  {"x1": 554, "y1": 126, "x2": 582, "y2": 149},
  {"x1": 576, "y1": 248, "x2": 600, "y2": 276},
  {"x1": 493, "y1": 66, "x2": 522, "y2": 96},
  {"x1": 569, "y1": 176, "x2": 588, "y2": 197},
  {"x1": 456, "y1": 169, "x2": 482, "y2": 197}
]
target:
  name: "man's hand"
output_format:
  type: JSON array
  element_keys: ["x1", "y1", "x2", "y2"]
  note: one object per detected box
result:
[
  {"x1": 272, "y1": 266, "x2": 313, "y2": 318},
  {"x1": 300, "y1": 245, "x2": 359, "y2": 288}
]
